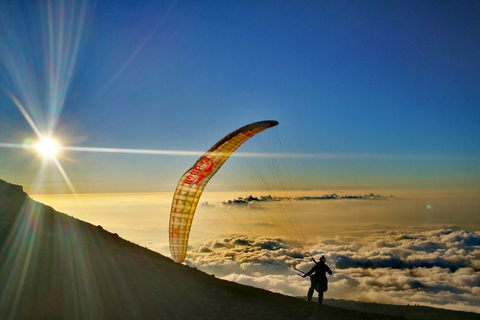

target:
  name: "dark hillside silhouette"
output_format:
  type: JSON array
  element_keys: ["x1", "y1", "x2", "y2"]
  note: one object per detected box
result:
[{"x1": 0, "y1": 178, "x2": 476, "y2": 320}]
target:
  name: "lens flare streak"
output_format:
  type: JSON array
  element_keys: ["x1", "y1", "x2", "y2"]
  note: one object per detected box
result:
[
  {"x1": 52, "y1": 156, "x2": 77, "y2": 195},
  {"x1": 7, "y1": 92, "x2": 45, "y2": 140}
]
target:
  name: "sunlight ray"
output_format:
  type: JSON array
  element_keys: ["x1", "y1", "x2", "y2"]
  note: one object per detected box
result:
[
  {"x1": 61, "y1": 145, "x2": 204, "y2": 156},
  {"x1": 7, "y1": 92, "x2": 45, "y2": 140},
  {"x1": 31, "y1": 158, "x2": 48, "y2": 195},
  {"x1": 45, "y1": 0, "x2": 89, "y2": 135},
  {"x1": 52, "y1": 156, "x2": 78, "y2": 196},
  {"x1": 0, "y1": 143, "x2": 24, "y2": 149},
  {"x1": 2, "y1": 141, "x2": 476, "y2": 162},
  {"x1": 99, "y1": 0, "x2": 178, "y2": 96}
]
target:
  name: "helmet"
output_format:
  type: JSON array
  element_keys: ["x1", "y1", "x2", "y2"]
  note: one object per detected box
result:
[{"x1": 320, "y1": 255, "x2": 326, "y2": 262}]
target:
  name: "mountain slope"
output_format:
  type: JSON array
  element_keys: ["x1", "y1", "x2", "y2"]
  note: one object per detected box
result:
[{"x1": 0, "y1": 179, "x2": 404, "y2": 320}]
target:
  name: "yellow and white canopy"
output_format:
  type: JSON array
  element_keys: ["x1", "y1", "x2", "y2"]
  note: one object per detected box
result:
[{"x1": 169, "y1": 120, "x2": 279, "y2": 263}]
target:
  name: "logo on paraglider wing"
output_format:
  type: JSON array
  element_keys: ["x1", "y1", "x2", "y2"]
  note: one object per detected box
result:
[
  {"x1": 243, "y1": 131, "x2": 253, "y2": 137},
  {"x1": 185, "y1": 157, "x2": 216, "y2": 186}
]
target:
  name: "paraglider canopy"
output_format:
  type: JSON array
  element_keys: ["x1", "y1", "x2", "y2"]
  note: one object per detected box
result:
[{"x1": 169, "y1": 120, "x2": 279, "y2": 263}]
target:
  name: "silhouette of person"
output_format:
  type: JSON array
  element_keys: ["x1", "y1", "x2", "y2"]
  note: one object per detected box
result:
[{"x1": 303, "y1": 255, "x2": 332, "y2": 304}]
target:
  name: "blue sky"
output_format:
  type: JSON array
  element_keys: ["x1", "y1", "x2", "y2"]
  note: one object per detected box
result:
[
  {"x1": 3, "y1": 2, "x2": 479, "y2": 312},
  {"x1": 0, "y1": 0, "x2": 479, "y2": 193}
]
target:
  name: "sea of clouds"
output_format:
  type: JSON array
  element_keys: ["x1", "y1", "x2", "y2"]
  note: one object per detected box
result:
[{"x1": 186, "y1": 229, "x2": 480, "y2": 313}]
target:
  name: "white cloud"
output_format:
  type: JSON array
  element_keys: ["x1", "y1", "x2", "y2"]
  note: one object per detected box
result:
[{"x1": 186, "y1": 229, "x2": 480, "y2": 313}]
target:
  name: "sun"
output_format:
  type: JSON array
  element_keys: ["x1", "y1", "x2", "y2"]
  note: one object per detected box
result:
[{"x1": 36, "y1": 138, "x2": 59, "y2": 158}]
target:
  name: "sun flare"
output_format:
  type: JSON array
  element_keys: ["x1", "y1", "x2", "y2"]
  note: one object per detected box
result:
[{"x1": 36, "y1": 138, "x2": 59, "y2": 158}]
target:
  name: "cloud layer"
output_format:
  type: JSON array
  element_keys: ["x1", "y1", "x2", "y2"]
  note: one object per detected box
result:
[
  {"x1": 186, "y1": 229, "x2": 480, "y2": 313},
  {"x1": 220, "y1": 193, "x2": 394, "y2": 206}
]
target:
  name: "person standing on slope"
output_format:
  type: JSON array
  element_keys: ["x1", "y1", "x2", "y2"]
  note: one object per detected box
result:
[{"x1": 303, "y1": 255, "x2": 332, "y2": 304}]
